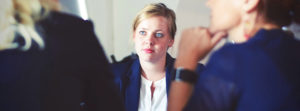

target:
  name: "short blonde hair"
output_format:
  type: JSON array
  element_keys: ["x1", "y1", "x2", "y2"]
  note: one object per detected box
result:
[
  {"x1": 0, "y1": 0, "x2": 60, "y2": 51},
  {"x1": 132, "y1": 3, "x2": 177, "y2": 39}
]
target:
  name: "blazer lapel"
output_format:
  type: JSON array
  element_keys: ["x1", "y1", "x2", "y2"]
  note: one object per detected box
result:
[
  {"x1": 165, "y1": 54, "x2": 175, "y2": 95},
  {"x1": 124, "y1": 59, "x2": 141, "y2": 111},
  {"x1": 124, "y1": 54, "x2": 175, "y2": 110}
]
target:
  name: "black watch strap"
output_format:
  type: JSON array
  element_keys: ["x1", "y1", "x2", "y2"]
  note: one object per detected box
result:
[{"x1": 172, "y1": 67, "x2": 198, "y2": 84}]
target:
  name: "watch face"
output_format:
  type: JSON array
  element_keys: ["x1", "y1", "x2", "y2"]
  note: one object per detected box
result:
[{"x1": 174, "y1": 67, "x2": 184, "y2": 82}]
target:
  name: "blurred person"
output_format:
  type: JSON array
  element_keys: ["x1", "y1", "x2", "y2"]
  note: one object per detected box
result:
[
  {"x1": 111, "y1": 3, "x2": 205, "y2": 111},
  {"x1": 0, "y1": 0, "x2": 123, "y2": 111},
  {"x1": 168, "y1": 0, "x2": 300, "y2": 111}
]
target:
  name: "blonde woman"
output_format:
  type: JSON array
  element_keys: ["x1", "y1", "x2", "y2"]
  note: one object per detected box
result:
[
  {"x1": 111, "y1": 3, "x2": 204, "y2": 111},
  {"x1": 0, "y1": 0, "x2": 123, "y2": 111}
]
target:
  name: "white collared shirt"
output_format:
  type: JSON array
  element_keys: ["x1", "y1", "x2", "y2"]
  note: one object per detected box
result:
[{"x1": 138, "y1": 76, "x2": 167, "y2": 111}]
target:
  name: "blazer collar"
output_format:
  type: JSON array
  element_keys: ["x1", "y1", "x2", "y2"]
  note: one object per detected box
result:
[
  {"x1": 124, "y1": 53, "x2": 175, "y2": 111},
  {"x1": 124, "y1": 58, "x2": 141, "y2": 111},
  {"x1": 165, "y1": 53, "x2": 175, "y2": 95},
  {"x1": 126, "y1": 53, "x2": 175, "y2": 79}
]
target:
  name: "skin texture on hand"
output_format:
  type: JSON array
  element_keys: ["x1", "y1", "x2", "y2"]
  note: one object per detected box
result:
[
  {"x1": 168, "y1": 27, "x2": 226, "y2": 111},
  {"x1": 167, "y1": 82, "x2": 194, "y2": 111},
  {"x1": 175, "y1": 27, "x2": 226, "y2": 70}
]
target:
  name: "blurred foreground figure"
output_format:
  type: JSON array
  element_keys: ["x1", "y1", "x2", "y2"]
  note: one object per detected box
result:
[
  {"x1": 168, "y1": 0, "x2": 300, "y2": 111},
  {"x1": 0, "y1": 0, "x2": 123, "y2": 111}
]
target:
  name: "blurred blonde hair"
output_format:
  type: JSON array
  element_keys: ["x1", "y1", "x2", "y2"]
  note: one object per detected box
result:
[
  {"x1": 0, "y1": 0, "x2": 60, "y2": 51},
  {"x1": 132, "y1": 3, "x2": 177, "y2": 39}
]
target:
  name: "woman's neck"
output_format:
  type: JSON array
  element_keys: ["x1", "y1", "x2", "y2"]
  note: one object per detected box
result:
[
  {"x1": 228, "y1": 23, "x2": 246, "y2": 43},
  {"x1": 139, "y1": 56, "x2": 166, "y2": 82},
  {"x1": 228, "y1": 13, "x2": 279, "y2": 43}
]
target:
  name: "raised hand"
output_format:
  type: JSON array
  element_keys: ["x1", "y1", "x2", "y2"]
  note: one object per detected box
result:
[{"x1": 175, "y1": 27, "x2": 226, "y2": 70}]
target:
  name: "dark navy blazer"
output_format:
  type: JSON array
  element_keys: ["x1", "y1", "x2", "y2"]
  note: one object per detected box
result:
[
  {"x1": 191, "y1": 29, "x2": 300, "y2": 111},
  {"x1": 111, "y1": 54, "x2": 205, "y2": 111},
  {"x1": 0, "y1": 11, "x2": 123, "y2": 111}
]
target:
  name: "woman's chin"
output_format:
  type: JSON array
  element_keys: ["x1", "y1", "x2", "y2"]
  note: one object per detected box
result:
[
  {"x1": 142, "y1": 57, "x2": 154, "y2": 62},
  {"x1": 209, "y1": 26, "x2": 220, "y2": 35}
]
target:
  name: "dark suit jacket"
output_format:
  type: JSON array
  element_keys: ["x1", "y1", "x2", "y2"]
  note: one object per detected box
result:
[
  {"x1": 0, "y1": 11, "x2": 123, "y2": 111},
  {"x1": 111, "y1": 54, "x2": 205, "y2": 111},
  {"x1": 191, "y1": 29, "x2": 300, "y2": 111}
]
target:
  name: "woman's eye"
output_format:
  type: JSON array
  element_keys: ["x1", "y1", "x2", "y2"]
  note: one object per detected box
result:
[
  {"x1": 155, "y1": 33, "x2": 163, "y2": 38},
  {"x1": 139, "y1": 31, "x2": 146, "y2": 36}
]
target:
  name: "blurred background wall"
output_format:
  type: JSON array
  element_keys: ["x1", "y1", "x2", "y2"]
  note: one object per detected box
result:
[{"x1": 60, "y1": 0, "x2": 299, "y2": 63}]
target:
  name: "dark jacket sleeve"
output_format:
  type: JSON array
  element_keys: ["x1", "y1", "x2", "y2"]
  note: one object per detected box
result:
[
  {"x1": 80, "y1": 21, "x2": 124, "y2": 111},
  {"x1": 39, "y1": 11, "x2": 124, "y2": 111},
  {"x1": 110, "y1": 57, "x2": 135, "y2": 99},
  {"x1": 184, "y1": 47, "x2": 239, "y2": 111}
]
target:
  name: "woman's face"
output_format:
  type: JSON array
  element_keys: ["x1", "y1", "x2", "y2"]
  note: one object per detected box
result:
[
  {"x1": 206, "y1": 0, "x2": 243, "y2": 34},
  {"x1": 133, "y1": 16, "x2": 174, "y2": 63}
]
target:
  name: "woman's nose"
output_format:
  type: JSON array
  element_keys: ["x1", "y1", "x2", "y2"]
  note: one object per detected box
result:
[{"x1": 144, "y1": 34, "x2": 154, "y2": 45}]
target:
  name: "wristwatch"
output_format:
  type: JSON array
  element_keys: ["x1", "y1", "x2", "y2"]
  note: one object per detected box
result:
[{"x1": 172, "y1": 67, "x2": 198, "y2": 84}]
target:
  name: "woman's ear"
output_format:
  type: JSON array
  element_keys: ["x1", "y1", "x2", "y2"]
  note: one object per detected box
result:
[
  {"x1": 243, "y1": 0, "x2": 260, "y2": 13},
  {"x1": 133, "y1": 31, "x2": 136, "y2": 40},
  {"x1": 168, "y1": 39, "x2": 174, "y2": 47}
]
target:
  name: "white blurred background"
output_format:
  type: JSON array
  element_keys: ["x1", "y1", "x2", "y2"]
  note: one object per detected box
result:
[{"x1": 60, "y1": 0, "x2": 300, "y2": 63}]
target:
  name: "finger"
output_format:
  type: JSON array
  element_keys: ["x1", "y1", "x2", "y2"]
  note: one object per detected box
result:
[{"x1": 211, "y1": 31, "x2": 227, "y2": 46}]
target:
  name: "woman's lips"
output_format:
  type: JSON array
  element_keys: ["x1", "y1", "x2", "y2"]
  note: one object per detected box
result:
[{"x1": 143, "y1": 49, "x2": 154, "y2": 53}]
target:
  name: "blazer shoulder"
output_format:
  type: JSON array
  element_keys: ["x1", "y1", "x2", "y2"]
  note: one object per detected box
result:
[
  {"x1": 111, "y1": 61, "x2": 132, "y2": 74},
  {"x1": 111, "y1": 55, "x2": 137, "y2": 78},
  {"x1": 195, "y1": 63, "x2": 205, "y2": 74},
  {"x1": 40, "y1": 11, "x2": 94, "y2": 31}
]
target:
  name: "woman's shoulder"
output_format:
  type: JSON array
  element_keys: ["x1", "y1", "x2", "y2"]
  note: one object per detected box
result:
[
  {"x1": 111, "y1": 60, "x2": 134, "y2": 72},
  {"x1": 48, "y1": 11, "x2": 88, "y2": 24},
  {"x1": 111, "y1": 54, "x2": 138, "y2": 76},
  {"x1": 39, "y1": 11, "x2": 94, "y2": 31},
  {"x1": 211, "y1": 42, "x2": 255, "y2": 61},
  {"x1": 203, "y1": 43, "x2": 248, "y2": 78},
  {"x1": 195, "y1": 63, "x2": 205, "y2": 74},
  {"x1": 209, "y1": 44, "x2": 239, "y2": 62}
]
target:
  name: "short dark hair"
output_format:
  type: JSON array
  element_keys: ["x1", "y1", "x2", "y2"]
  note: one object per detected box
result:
[{"x1": 257, "y1": 0, "x2": 300, "y2": 27}]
